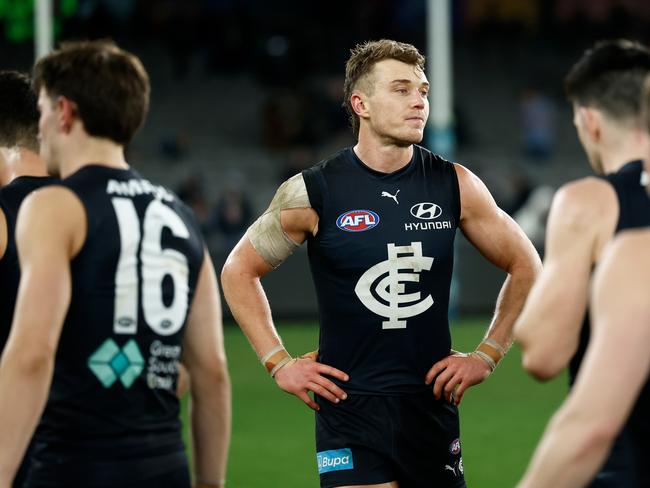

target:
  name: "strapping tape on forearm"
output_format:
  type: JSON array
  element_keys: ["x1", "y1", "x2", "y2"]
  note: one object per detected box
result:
[
  {"x1": 270, "y1": 357, "x2": 293, "y2": 377},
  {"x1": 473, "y1": 339, "x2": 507, "y2": 372},
  {"x1": 471, "y1": 351, "x2": 496, "y2": 372},
  {"x1": 260, "y1": 344, "x2": 293, "y2": 377},
  {"x1": 483, "y1": 338, "x2": 507, "y2": 356},
  {"x1": 247, "y1": 173, "x2": 311, "y2": 268},
  {"x1": 300, "y1": 348, "x2": 319, "y2": 361}
]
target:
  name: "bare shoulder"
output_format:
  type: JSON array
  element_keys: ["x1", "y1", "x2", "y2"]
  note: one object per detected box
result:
[
  {"x1": 21, "y1": 185, "x2": 85, "y2": 221},
  {"x1": 453, "y1": 163, "x2": 483, "y2": 193},
  {"x1": 553, "y1": 176, "x2": 616, "y2": 217},
  {"x1": 452, "y1": 163, "x2": 498, "y2": 220},
  {"x1": 18, "y1": 186, "x2": 87, "y2": 256},
  {"x1": 274, "y1": 173, "x2": 318, "y2": 237}
]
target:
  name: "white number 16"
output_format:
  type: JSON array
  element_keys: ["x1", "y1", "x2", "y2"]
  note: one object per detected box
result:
[{"x1": 112, "y1": 197, "x2": 190, "y2": 336}]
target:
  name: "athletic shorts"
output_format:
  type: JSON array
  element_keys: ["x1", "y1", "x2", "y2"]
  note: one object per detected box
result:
[
  {"x1": 23, "y1": 450, "x2": 190, "y2": 488},
  {"x1": 315, "y1": 391, "x2": 467, "y2": 488}
]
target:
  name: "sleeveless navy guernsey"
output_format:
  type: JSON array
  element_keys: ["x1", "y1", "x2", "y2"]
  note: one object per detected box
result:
[
  {"x1": 602, "y1": 160, "x2": 650, "y2": 487},
  {"x1": 0, "y1": 175, "x2": 56, "y2": 488},
  {"x1": 567, "y1": 160, "x2": 650, "y2": 487},
  {"x1": 28, "y1": 166, "x2": 204, "y2": 486},
  {"x1": 0, "y1": 176, "x2": 56, "y2": 352},
  {"x1": 569, "y1": 160, "x2": 650, "y2": 384},
  {"x1": 302, "y1": 145, "x2": 460, "y2": 395}
]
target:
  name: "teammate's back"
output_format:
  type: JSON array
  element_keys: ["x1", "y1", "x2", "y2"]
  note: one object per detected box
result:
[
  {"x1": 567, "y1": 159, "x2": 650, "y2": 385},
  {"x1": 33, "y1": 167, "x2": 203, "y2": 456},
  {"x1": 0, "y1": 41, "x2": 230, "y2": 488},
  {"x1": 515, "y1": 39, "x2": 650, "y2": 488}
]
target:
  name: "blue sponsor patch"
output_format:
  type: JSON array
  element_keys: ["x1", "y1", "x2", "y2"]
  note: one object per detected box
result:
[
  {"x1": 317, "y1": 448, "x2": 354, "y2": 474},
  {"x1": 336, "y1": 210, "x2": 379, "y2": 232}
]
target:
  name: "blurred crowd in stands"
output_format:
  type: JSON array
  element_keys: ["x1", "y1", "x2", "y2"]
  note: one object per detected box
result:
[{"x1": 2, "y1": 0, "x2": 650, "y2": 255}]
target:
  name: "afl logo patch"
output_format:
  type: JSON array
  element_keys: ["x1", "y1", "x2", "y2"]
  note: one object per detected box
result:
[
  {"x1": 449, "y1": 438, "x2": 461, "y2": 455},
  {"x1": 336, "y1": 210, "x2": 380, "y2": 232},
  {"x1": 410, "y1": 202, "x2": 442, "y2": 220}
]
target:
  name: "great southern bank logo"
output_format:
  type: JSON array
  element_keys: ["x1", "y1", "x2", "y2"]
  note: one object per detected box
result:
[
  {"x1": 317, "y1": 448, "x2": 354, "y2": 474},
  {"x1": 336, "y1": 210, "x2": 379, "y2": 232},
  {"x1": 88, "y1": 338, "x2": 145, "y2": 388}
]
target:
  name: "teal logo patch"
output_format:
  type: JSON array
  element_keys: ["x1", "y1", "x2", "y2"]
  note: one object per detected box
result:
[
  {"x1": 88, "y1": 339, "x2": 145, "y2": 388},
  {"x1": 317, "y1": 448, "x2": 354, "y2": 474}
]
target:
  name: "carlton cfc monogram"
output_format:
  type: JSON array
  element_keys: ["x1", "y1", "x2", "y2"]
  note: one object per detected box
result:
[{"x1": 354, "y1": 241, "x2": 434, "y2": 329}]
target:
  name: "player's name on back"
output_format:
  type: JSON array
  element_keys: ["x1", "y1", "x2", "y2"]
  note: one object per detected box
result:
[{"x1": 106, "y1": 178, "x2": 174, "y2": 202}]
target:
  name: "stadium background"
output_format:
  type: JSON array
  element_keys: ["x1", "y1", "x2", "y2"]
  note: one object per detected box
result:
[{"x1": 3, "y1": 0, "x2": 648, "y2": 485}]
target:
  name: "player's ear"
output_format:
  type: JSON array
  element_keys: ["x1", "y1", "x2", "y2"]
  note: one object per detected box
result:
[
  {"x1": 578, "y1": 106, "x2": 601, "y2": 142},
  {"x1": 351, "y1": 91, "x2": 369, "y2": 118},
  {"x1": 57, "y1": 96, "x2": 78, "y2": 134}
]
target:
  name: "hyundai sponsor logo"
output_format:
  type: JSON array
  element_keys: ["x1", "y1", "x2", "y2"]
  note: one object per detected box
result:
[
  {"x1": 410, "y1": 202, "x2": 442, "y2": 220},
  {"x1": 404, "y1": 221, "x2": 452, "y2": 231},
  {"x1": 317, "y1": 448, "x2": 354, "y2": 474},
  {"x1": 405, "y1": 202, "x2": 451, "y2": 231},
  {"x1": 336, "y1": 210, "x2": 380, "y2": 232}
]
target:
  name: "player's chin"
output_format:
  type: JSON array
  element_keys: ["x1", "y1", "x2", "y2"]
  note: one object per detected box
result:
[{"x1": 396, "y1": 129, "x2": 424, "y2": 146}]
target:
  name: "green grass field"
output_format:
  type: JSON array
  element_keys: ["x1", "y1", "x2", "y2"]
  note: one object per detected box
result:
[{"x1": 183, "y1": 318, "x2": 567, "y2": 487}]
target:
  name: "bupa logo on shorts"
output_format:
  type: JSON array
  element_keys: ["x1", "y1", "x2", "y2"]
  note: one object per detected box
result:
[
  {"x1": 336, "y1": 210, "x2": 379, "y2": 232},
  {"x1": 316, "y1": 448, "x2": 354, "y2": 474},
  {"x1": 410, "y1": 202, "x2": 442, "y2": 220},
  {"x1": 449, "y1": 438, "x2": 461, "y2": 455}
]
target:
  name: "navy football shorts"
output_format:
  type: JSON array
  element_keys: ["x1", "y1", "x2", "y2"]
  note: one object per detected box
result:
[
  {"x1": 24, "y1": 450, "x2": 190, "y2": 488},
  {"x1": 315, "y1": 391, "x2": 467, "y2": 488}
]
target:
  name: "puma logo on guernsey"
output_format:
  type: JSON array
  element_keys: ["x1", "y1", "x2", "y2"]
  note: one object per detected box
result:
[
  {"x1": 445, "y1": 465, "x2": 457, "y2": 476},
  {"x1": 445, "y1": 458, "x2": 464, "y2": 477},
  {"x1": 381, "y1": 189, "x2": 400, "y2": 204}
]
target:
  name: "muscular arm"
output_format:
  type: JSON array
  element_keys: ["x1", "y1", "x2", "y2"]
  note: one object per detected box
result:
[
  {"x1": 0, "y1": 188, "x2": 85, "y2": 484},
  {"x1": 182, "y1": 251, "x2": 231, "y2": 487},
  {"x1": 457, "y1": 164, "x2": 542, "y2": 347},
  {"x1": 426, "y1": 164, "x2": 541, "y2": 404},
  {"x1": 518, "y1": 231, "x2": 650, "y2": 488},
  {"x1": 514, "y1": 179, "x2": 617, "y2": 380},
  {"x1": 221, "y1": 175, "x2": 348, "y2": 410}
]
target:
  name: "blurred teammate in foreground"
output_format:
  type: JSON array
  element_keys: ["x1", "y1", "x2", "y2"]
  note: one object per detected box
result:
[{"x1": 515, "y1": 40, "x2": 650, "y2": 487}]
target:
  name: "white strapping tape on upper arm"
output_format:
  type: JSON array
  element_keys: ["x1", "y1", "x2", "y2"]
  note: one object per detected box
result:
[{"x1": 246, "y1": 173, "x2": 311, "y2": 268}]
